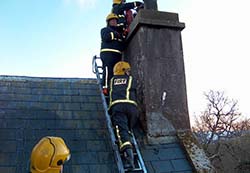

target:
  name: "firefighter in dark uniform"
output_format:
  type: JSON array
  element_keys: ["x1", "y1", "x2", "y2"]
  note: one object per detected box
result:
[
  {"x1": 112, "y1": 0, "x2": 143, "y2": 34},
  {"x1": 108, "y1": 61, "x2": 138, "y2": 169},
  {"x1": 100, "y1": 13, "x2": 125, "y2": 95}
]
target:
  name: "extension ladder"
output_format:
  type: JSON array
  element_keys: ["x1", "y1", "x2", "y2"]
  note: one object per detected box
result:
[{"x1": 92, "y1": 55, "x2": 147, "y2": 173}]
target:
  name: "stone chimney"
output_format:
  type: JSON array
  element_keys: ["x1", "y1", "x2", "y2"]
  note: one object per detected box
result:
[{"x1": 124, "y1": 9, "x2": 190, "y2": 144}]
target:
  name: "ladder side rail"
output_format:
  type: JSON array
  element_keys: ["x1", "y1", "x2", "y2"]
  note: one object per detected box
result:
[
  {"x1": 131, "y1": 130, "x2": 147, "y2": 173},
  {"x1": 92, "y1": 56, "x2": 125, "y2": 173}
]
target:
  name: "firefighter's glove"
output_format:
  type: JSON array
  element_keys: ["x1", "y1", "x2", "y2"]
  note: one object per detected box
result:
[
  {"x1": 123, "y1": 29, "x2": 129, "y2": 39},
  {"x1": 102, "y1": 88, "x2": 109, "y2": 96}
]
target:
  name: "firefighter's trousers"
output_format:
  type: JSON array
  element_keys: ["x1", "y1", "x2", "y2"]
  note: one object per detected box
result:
[{"x1": 111, "y1": 103, "x2": 138, "y2": 149}]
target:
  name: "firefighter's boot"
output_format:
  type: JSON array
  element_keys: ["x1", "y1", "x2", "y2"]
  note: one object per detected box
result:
[{"x1": 124, "y1": 148, "x2": 135, "y2": 170}]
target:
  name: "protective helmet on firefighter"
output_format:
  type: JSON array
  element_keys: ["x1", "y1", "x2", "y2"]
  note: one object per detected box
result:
[
  {"x1": 113, "y1": 61, "x2": 131, "y2": 75},
  {"x1": 106, "y1": 13, "x2": 118, "y2": 22},
  {"x1": 113, "y1": 0, "x2": 125, "y2": 4},
  {"x1": 30, "y1": 136, "x2": 70, "y2": 173}
]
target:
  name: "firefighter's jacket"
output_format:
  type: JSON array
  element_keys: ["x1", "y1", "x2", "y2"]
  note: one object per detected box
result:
[
  {"x1": 109, "y1": 75, "x2": 137, "y2": 111},
  {"x1": 112, "y1": 2, "x2": 142, "y2": 31},
  {"x1": 100, "y1": 26, "x2": 124, "y2": 55}
]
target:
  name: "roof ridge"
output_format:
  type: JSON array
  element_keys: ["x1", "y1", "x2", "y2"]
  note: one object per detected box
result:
[{"x1": 0, "y1": 75, "x2": 96, "y2": 83}]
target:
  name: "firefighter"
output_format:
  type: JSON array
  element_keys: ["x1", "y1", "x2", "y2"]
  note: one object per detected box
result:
[
  {"x1": 108, "y1": 61, "x2": 138, "y2": 169},
  {"x1": 29, "y1": 136, "x2": 70, "y2": 173},
  {"x1": 100, "y1": 13, "x2": 125, "y2": 96},
  {"x1": 112, "y1": 0, "x2": 144, "y2": 34}
]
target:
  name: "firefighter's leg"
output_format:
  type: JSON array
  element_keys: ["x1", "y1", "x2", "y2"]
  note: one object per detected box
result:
[
  {"x1": 101, "y1": 52, "x2": 121, "y2": 95},
  {"x1": 112, "y1": 109, "x2": 131, "y2": 148},
  {"x1": 111, "y1": 104, "x2": 135, "y2": 169},
  {"x1": 106, "y1": 53, "x2": 121, "y2": 85},
  {"x1": 125, "y1": 104, "x2": 139, "y2": 169}
]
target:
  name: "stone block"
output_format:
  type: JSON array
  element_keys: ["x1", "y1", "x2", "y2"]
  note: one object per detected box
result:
[{"x1": 177, "y1": 130, "x2": 215, "y2": 172}]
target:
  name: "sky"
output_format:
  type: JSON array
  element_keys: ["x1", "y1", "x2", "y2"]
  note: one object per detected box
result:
[{"x1": 0, "y1": 0, "x2": 250, "y2": 125}]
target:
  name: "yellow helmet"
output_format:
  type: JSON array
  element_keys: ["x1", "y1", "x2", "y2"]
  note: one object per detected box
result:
[
  {"x1": 106, "y1": 13, "x2": 118, "y2": 22},
  {"x1": 30, "y1": 136, "x2": 70, "y2": 173},
  {"x1": 113, "y1": 0, "x2": 123, "y2": 4},
  {"x1": 113, "y1": 61, "x2": 131, "y2": 75}
]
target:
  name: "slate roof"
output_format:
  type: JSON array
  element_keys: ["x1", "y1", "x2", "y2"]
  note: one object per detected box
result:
[{"x1": 0, "y1": 75, "x2": 194, "y2": 173}]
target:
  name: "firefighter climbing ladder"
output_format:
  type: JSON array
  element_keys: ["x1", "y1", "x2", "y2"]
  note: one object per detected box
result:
[{"x1": 92, "y1": 55, "x2": 147, "y2": 173}]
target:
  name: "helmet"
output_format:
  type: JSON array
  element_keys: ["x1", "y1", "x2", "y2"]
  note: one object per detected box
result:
[
  {"x1": 113, "y1": 61, "x2": 131, "y2": 75},
  {"x1": 106, "y1": 13, "x2": 118, "y2": 22},
  {"x1": 113, "y1": 0, "x2": 124, "y2": 4},
  {"x1": 30, "y1": 136, "x2": 70, "y2": 173}
]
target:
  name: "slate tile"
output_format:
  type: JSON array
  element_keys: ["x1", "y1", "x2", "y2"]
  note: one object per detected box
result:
[
  {"x1": 71, "y1": 152, "x2": 99, "y2": 164},
  {"x1": 144, "y1": 162, "x2": 155, "y2": 173},
  {"x1": 0, "y1": 153, "x2": 17, "y2": 166},
  {"x1": 66, "y1": 140, "x2": 87, "y2": 152},
  {"x1": 89, "y1": 164, "x2": 117, "y2": 173},
  {"x1": 86, "y1": 140, "x2": 108, "y2": 152},
  {"x1": 151, "y1": 160, "x2": 174, "y2": 173},
  {"x1": 158, "y1": 147, "x2": 186, "y2": 160},
  {"x1": 0, "y1": 141, "x2": 16, "y2": 152},
  {"x1": 0, "y1": 129, "x2": 17, "y2": 140},
  {"x1": 97, "y1": 152, "x2": 115, "y2": 164},
  {"x1": 141, "y1": 149, "x2": 161, "y2": 161},
  {"x1": 171, "y1": 159, "x2": 193, "y2": 172},
  {"x1": 0, "y1": 167, "x2": 16, "y2": 173},
  {"x1": 64, "y1": 164, "x2": 89, "y2": 173}
]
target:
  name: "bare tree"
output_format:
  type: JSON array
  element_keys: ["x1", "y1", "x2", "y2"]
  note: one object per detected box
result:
[
  {"x1": 192, "y1": 90, "x2": 250, "y2": 172},
  {"x1": 192, "y1": 90, "x2": 242, "y2": 148}
]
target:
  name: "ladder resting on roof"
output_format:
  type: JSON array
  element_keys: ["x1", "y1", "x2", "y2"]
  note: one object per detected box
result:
[{"x1": 92, "y1": 55, "x2": 147, "y2": 173}]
